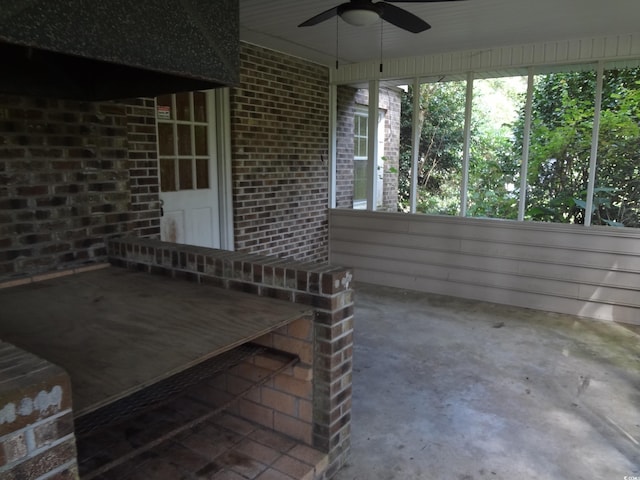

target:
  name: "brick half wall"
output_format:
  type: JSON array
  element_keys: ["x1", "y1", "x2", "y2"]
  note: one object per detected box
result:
[{"x1": 108, "y1": 236, "x2": 354, "y2": 477}]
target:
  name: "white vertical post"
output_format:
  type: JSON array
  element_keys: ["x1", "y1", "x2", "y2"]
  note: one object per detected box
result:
[
  {"x1": 460, "y1": 72, "x2": 474, "y2": 217},
  {"x1": 329, "y1": 84, "x2": 337, "y2": 209},
  {"x1": 367, "y1": 80, "x2": 380, "y2": 211},
  {"x1": 216, "y1": 88, "x2": 235, "y2": 251},
  {"x1": 410, "y1": 77, "x2": 420, "y2": 214},
  {"x1": 585, "y1": 62, "x2": 604, "y2": 227},
  {"x1": 518, "y1": 68, "x2": 534, "y2": 221}
]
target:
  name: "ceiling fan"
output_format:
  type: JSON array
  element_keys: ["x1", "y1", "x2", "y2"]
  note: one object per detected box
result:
[{"x1": 298, "y1": 0, "x2": 467, "y2": 34}]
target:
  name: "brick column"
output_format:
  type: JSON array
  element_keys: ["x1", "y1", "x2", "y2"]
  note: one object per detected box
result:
[
  {"x1": 0, "y1": 341, "x2": 78, "y2": 479},
  {"x1": 312, "y1": 270, "x2": 354, "y2": 477}
]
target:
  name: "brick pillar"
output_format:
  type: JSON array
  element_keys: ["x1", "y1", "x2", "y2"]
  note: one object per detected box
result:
[
  {"x1": 313, "y1": 270, "x2": 354, "y2": 477},
  {"x1": 0, "y1": 341, "x2": 78, "y2": 479}
]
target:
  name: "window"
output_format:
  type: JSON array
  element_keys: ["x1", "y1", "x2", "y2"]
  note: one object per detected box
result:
[
  {"x1": 525, "y1": 67, "x2": 597, "y2": 224},
  {"x1": 376, "y1": 61, "x2": 640, "y2": 228},
  {"x1": 468, "y1": 76, "x2": 527, "y2": 219},
  {"x1": 157, "y1": 91, "x2": 211, "y2": 193},
  {"x1": 593, "y1": 65, "x2": 640, "y2": 227},
  {"x1": 398, "y1": 79, "x2": 467, "y2": 215},
  {"x1": 353, "y1": 110, "x2": 368, "y2": 208},
  {"x1": 335, "y1": 85, "x2": 400, "y2": 211}
]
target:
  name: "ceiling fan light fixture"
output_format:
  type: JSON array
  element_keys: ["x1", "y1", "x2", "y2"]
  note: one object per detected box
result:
[{"x1": 340, "y1": 8, "x2": 379, "y2": 26}]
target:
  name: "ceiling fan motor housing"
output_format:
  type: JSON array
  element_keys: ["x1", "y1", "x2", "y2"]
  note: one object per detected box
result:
[{"x1": 338, "y1": 1, "x2": 382, "y2": 26}]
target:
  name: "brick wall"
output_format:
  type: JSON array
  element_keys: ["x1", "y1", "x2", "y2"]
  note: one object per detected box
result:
[
  {"x1": 230, "y1": 43, "x2": 330, "y2": 262},
  {"x1": 109, "y1": 236, "x2": 354, "y2": 478},
  {"x1": 124, "y1": 98, "x2": 161, "y2": 238},
  {"x1": 335, "y1": 86, "x2": 357, "y2": 209},
  {"x1": 0, "y1": 95, "x2": 159, "y2": 281},
  {"x1": 335, "y1": 86, "x2": 400, "y2": 211},
  {"x1": 0, "y1": 340, "x2": 78, "y2": 480}
]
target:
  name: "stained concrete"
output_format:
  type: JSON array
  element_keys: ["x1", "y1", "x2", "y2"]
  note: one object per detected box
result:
[{"x1": 335, "y1": 283, "x2": 640, "y2": 480}]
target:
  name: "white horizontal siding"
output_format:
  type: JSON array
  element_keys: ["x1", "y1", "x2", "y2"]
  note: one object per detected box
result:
[
  {"x1": 329, "y1": 209, "x2": 640, "y2": 324},
  {"x1": 333, "y1": 33, "x2": 640, "y2": 84}
]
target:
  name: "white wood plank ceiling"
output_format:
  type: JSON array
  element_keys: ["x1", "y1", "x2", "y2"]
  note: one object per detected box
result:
[{"x1": 239, "y1": 0, "x2": 640, "y2": 67}]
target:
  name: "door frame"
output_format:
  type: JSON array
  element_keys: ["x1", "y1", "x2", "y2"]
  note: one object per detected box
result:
[{"x1": 214, "y1": 88, "x2": 234, "y2": 251}]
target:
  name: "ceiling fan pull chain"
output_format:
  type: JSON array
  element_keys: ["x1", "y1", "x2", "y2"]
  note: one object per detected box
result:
[
  {"x1": 380, "y1": 17, "x2": 383, "y2": 73},
  {"x1": 336, "y1": 15, "x2": 339, "y2": 70}
]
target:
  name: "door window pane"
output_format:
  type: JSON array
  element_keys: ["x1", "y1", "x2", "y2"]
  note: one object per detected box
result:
[
  {"x1": 195, "y1": 126, "x2": 208, "y2": 156},
  {"x1": 176, "y1": 92, "x2": 191, "y2": 121},
  {"x1": 196, "y1": 159, "x2": 210, "y2": 189},
  {"x1": 177, "y1": 124, "x2": 192, "y2": 155},
  {"x1": 194, "y1": 91, "x2": 207, "y2": 122},
  {"x1": 179, "y1": 159, "x2": 194, "y2": 190},
  {"x1": 157, "y1": 94, "x2": 173, "y2": 120},
  {"x1": 160, "y1": 159, "x2": 176, "y2": 192},
  {"x1": 157, "y1": 123, "x2": 174, "y2": 156}
]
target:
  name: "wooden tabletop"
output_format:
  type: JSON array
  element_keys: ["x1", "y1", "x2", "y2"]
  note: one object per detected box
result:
[{"x1": 0, "y1": 267, "x2": 312, "y2": 416}]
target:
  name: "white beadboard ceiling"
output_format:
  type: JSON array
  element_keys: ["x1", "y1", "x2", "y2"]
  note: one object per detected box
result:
[{"x1": 239, "y1": 0, "x2": 640, "y2": 67}]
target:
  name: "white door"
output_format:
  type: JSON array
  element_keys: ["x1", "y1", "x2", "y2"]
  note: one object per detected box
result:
[{"x1": 156, "y1": 91, "x2": 221, "y2": 248}]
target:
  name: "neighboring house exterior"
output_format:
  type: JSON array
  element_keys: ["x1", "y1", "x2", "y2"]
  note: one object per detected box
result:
[{"x1": 336, "y1": 86, "x2": 401, "y2": 212}]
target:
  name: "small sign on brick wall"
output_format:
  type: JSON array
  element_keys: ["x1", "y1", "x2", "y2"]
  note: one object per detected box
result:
[{"x1": 156, "y1": 106, "x2": 170, "y2": 120}]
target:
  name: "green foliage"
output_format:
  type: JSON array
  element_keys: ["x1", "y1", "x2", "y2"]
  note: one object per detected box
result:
[
  {"x1": 521, "y1": 72, "x2": 596, "y2": 224},
  {"x1": 522, "y1": 68, "x2": 640, "y2": 227},
  {"x1": 398, "y1": 81, "x2": 467, "y2": 213},
  {"x1": 466, "y1": 78, "x2": 525, "y2": 219}
]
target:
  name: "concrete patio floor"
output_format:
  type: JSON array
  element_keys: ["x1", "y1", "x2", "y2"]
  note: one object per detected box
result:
[{"x1": 335, "y1": 283, "x2": 640, "y2": 480}]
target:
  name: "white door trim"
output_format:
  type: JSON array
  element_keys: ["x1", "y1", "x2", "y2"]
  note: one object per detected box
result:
[{"x1": 215, "y1": 88, "x2": 234, "y2": 251}]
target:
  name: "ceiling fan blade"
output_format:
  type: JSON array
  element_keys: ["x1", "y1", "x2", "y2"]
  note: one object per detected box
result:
[
  {"x1": 379, "y1": 2, "x2": 431, "y2": 33},
  {"x1": 298, "y1": 6, "x2": 340, "y2": 27}
]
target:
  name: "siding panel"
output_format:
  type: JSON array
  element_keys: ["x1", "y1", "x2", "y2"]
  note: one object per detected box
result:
[{"x1": 329, "y1": 209, "x2": 640, "y2": 324}]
